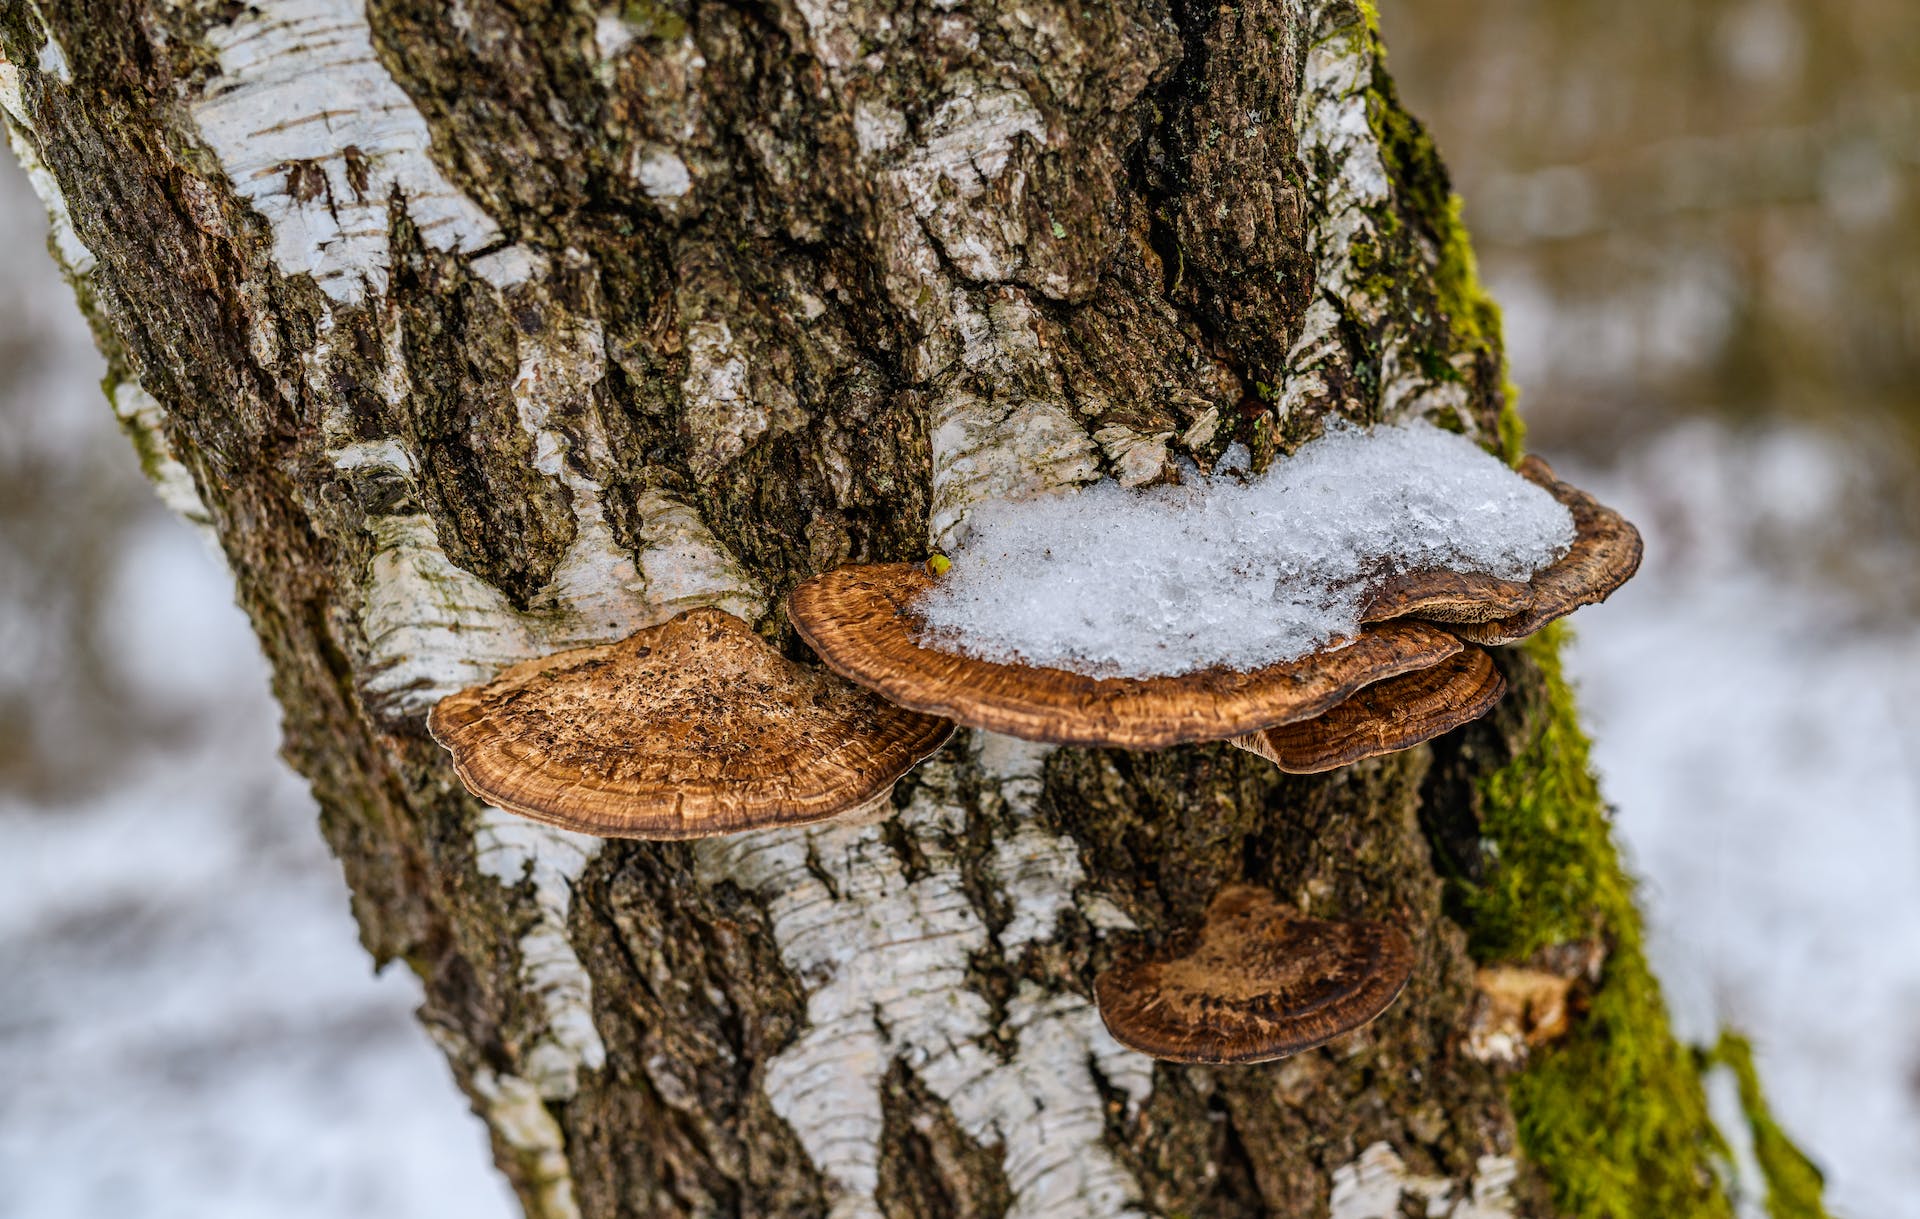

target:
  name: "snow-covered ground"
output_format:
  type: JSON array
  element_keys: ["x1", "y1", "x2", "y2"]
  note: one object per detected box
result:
[
  {"x1": 0, "y1": 709, "x2": 518, "y2": 1219},
  {"x1": 1557, "y1": 423, "x2": 1920, "y2": 1219},
  {"x1": 3, "y1": 161, "x2": 1918, "y2": 1216},
  {"x1": 0, "y1": 158, "x2": 516, "y2": 1219}
]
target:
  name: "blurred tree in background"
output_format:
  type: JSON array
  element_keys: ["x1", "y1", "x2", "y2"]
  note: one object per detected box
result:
[{"x1": 1384, "y1": 0, "x2": 1920, "y2": 452}]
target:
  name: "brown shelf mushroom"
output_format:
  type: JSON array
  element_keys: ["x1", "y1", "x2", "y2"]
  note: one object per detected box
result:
[
  {"x1": 1359, "y1": 569, "x2": 1533, "y2": 625},
  {"x1": 1447, "y1": 456, "x2": 1644, "y2": 647},
  {"x1": 787, "y1": 564, "x2": 1465, "y2": 750},
  {"x1": 428, "y1": 607, "x2": 955, "y2": 839},
  {"x1": 1094, "y1": 884, "x2": 1416, "y2": 1064},
  {"x1": 1230, "y1": 646, "x2": 1506, "y2": 773}
]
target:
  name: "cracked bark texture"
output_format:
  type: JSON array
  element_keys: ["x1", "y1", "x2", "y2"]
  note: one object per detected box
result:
[{"x1": 4, "y1": 0, "x2": 1760, "y2": 1216}]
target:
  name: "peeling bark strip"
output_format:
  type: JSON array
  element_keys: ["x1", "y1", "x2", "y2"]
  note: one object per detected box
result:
[
  {"x1": 474, "y1": 811, "x2": 607, "y2": 1101},
  {"x1": 190, "y1": 0, "x2": 500, "y2": 303},
  {"x1": 695, "y1": 742, "x2": 1152, "y2": 1219},
  {"x1": 1329, "y1": 1142, "x2": 1517, "y2": 1219},
  {"x1": 0, "y1": 23, "x2": 88, "y2": 272},
  {"x1": 4, "y1": 0, "x2": 1782, "y2": 1213}
]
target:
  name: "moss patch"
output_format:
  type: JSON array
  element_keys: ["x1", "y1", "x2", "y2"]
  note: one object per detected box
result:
[
  {"x1": 1465, "y1": 628, "x2": 1734, "y2": 1217},
  {"x1": 1702, "y1": 1033, "x2": 1832, "y2": 1219}
]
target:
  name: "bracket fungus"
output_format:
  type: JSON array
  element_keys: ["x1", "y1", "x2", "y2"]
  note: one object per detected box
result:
[
  {"x1": 788, "y1": 425, "x2": 1638, "y2": 764},
  {"x1": 1443, "y1": 457, "x2": 1644, "y2": 647},
  {"x1": 1359, "y1": 569, "x2": 1534, "y2": 626},
  {"x1": 428, "y1": 607, "x2": 955, "y2": 839},
  {"x1": 1093, "y1": 884, "x2": 1417, "y2": 1064},
  {"x1": 1230, "y1": 646, "x2": 1506, "y2": 773},
  {"x1": 788, "y1": 563, "x2": 1464, "y2": 749}
]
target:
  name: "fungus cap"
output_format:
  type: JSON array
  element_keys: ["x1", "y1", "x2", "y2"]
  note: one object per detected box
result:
[
  {"x1": 1359, "y1": 569, "x2": 1533, "y2": 625},
  {"x1": 1231, "y1": 646, "x2": 1505, "y2": 773},
  {"x1": 1093, "y1": 884, "x2": 1416, "y2": 1064},
  {"x1": 787, "y1": 564, "x2": 1464, "y2": 749},
  {"x1": 1448, "y1": 457, "x2": 1643, "y2": 646},
  {"x1": 428, "y1": 607, "x2": 955, "y2": 839}
]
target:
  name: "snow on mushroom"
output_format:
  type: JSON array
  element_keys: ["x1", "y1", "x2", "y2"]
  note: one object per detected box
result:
[
  {"x1": 428, "y1": 607, "x2": 954, "y2": 839},
  {"x1": 789, "y1": 420, "x2": 1640, "y2": 761},
  {"x1": 902, "y1": 420, "x2": 1579, "y2": 677},
  {"x1": 788, "y1": 561, "x2": 1464, "y2": 749},
  {"x1": 1444, "y1": 455, "x2": 1645, "y2": 647},
  {"x1": 1092, "y1": 884, "x2": 1417, "y2": 1064}
]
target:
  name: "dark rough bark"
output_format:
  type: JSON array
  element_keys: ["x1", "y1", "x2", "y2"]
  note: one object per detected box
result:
[{"x1": 2, "y1": 0, "x2": 1816, "y2": 1215}]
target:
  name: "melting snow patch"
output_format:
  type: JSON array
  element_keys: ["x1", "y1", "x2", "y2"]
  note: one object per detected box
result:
[{"x1": 917, "y1": 420, "x2": 1573, "y2": 677}]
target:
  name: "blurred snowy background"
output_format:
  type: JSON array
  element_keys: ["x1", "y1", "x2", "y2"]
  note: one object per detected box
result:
[
  {"x1": 2, "y1": 0, "x2": 1917, "y2": 1214},
  {"x1": 0, "y1": 131, "x2": 516, "y2": 1219},
  {"x1": 1379, "y1": 0, "x2": 1920, "y2": 1213}
]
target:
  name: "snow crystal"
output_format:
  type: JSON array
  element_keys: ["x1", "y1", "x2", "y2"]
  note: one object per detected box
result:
[{"x1": 915, "y1": 420, "x2": 1575, "y2": 677}]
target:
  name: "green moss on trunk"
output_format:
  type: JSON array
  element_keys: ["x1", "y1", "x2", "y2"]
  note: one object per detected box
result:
[
  {"x1": 1703, "y1": 1033, "x2": 1832, "y2": 1219},
  {"x1": 1463, "y1": 629, "x2": 1729, "y2": 1217}
]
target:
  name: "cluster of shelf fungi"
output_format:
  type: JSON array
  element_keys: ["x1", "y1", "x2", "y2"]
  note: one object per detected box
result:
[{"x1": 430, "y1": 456, "x2": 1641, "y2": 1065}]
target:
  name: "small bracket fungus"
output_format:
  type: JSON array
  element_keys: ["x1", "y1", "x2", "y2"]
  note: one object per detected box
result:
[
  {"x1": 1093, "y1": 885, "x2": 1416, "y2": 1064},
  {"x1": 1230, "y1": 646, "x2": 1506, "y2": 773},
  {"x1": 1359, "y1": 570, "x2": 1533, "y2": 625},
  {"x1": 788, "y1": 564, "x2": 1464, "y2": 749},
  {"x1": 428, "y1": 608, "x2": 955, "y2": 838},
  {"x1": 1446, "y1": 457, "x2": 1644, "y2": 647},
  {"x1": 790, "y1": 433, "x2": 1635, "y2": 767}
]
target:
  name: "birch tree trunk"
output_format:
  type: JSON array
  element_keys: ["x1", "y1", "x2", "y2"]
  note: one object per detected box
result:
[{"x1": 1, "y1": 1, "x2": 1823, "y2": 1216}]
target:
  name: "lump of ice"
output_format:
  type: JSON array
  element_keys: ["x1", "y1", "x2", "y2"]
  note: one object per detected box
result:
[{"x1": 914, "y1": 420, "x2": 1576, "y2": 677}]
